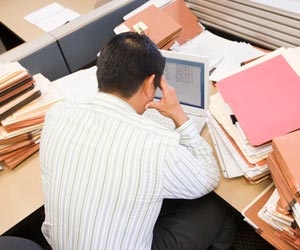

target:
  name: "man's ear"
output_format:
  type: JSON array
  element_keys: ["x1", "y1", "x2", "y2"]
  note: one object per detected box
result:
[{"x1": 143, "y1": 74, "x2": 156, "y2": 98}]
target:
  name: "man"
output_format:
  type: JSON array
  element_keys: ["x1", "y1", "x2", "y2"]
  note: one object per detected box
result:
[{"x1": 40, "y1": 32, "x2": 236, "y2": 250}]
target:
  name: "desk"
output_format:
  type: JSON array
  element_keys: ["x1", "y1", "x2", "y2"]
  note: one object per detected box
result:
[
  {"x1": 0, "y1": 122, "x2": 272, "y2": 235},
  {"x1": 202, "y1": 125, "x2": 272, "y2": 212},
  {"x1": 0, "y1": 0, "x2": 95, "y2": 42},
  {"x1": 0, "y1": 77, "x2": 271, "y2": 235},
  {"x1": 0, "y1": 153, "x2": 43, "y2": 235}
]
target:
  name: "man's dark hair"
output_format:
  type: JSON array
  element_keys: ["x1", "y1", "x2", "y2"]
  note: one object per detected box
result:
[{"x1": 96, "y1": 32, "x2": 165, "y2": 98}]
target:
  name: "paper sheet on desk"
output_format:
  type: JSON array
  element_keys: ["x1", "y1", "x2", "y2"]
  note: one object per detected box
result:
[
  {"x1": 50, "y1": 66, "x2": 98, "y2": 101},
  {"x1": 227, "y1": 47, "x2": 300, "y2": 77},
  {"x1": 24, "y1": 2, "x2": 80, "y2": 32}
]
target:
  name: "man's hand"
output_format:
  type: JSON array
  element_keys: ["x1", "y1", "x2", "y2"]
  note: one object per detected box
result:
[{"x1": 145, "y1": 78, "x2": 188, "y2": 128}]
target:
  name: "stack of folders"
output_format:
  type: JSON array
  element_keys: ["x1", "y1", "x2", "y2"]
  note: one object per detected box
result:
[
  {"x1": 0, "y1": 62, "x2": 62, "y2": 170},
  {"x1": 208, "y1": 47, "x2": 300, "y2": 184},
  {"x1": 114, "y1": 0, "x2": 203, "y2": 49},
  {"x1": 242, "y1": 130, "x2": 300, "y2": 250},
  {"x1": 268, "y1": 130, "x2": 300, "y2": 224}
]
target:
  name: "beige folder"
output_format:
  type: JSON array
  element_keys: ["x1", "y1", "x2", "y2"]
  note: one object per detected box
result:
[
  {"x1": 272, "y1": 130, "x2": 300, "y2": 196},
  {"x1": 115, "y1": 4, "x2": 182, "y2": 49}
]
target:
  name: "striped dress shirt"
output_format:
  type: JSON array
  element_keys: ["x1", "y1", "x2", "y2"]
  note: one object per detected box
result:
[{"x1": 40, "y1": 92, "x2": 220, "y2": 250}]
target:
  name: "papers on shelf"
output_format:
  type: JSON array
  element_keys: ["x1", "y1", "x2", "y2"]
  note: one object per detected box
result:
[{"x1": 24, "y1": 2, "x2": 80, "y2": 32}]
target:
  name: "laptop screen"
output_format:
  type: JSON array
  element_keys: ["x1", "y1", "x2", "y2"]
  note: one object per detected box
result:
[{"x1": 157, "y1": 49, "x2": 209, "y2": 110}]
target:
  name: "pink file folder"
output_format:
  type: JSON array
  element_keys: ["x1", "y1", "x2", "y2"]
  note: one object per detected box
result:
[{"x1": 216, "y1": 55, "x2": 300, "y2": 146}]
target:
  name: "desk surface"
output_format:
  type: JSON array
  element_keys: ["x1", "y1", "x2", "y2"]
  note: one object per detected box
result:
[
  {"x1": 201, "y1": 126, "x2": 272, "y2": 211},
  {"x1": 0, "y1": 124, "x2": 271, "y2": 235},
  {"x1": 0, "y1": 0, "x2": 96, "y2": 42},
  {"x1": 0, "y1": 153, "x2": 43, "y2": 235}
]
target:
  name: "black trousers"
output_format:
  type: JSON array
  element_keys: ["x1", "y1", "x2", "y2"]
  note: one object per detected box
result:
[
  {"x1": 0, "y1": 236, "x2": 44, "y2": 250},
  {"x1": 152, "y1": 192, "x2": 237, "y2": 250}
]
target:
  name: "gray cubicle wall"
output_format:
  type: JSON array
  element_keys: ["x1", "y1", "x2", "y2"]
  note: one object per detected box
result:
[
  {"x1": 186, "y1": 0, "x2": 300, "y2": 49},
  {"x1": 0, "y1": 34, "x2": 69, "y2": 81},
  {"x1": 50, "y1": 0, "x2": 148, "y2": 73}
]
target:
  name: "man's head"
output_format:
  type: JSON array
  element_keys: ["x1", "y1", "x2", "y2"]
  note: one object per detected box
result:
[{"x1": 96, "y1": 32, "x2": 165, "y2": 99}]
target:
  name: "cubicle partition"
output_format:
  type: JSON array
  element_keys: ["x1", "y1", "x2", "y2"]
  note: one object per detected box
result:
[
  {"x1": 0, "y1": 34, "x2": 69, "y2": 81},
  {"x1": 186, "y1": 0, "x2": 300, "y2": 49},
  {"x1": 50, "y1": 0, "x2": 148, "y2": 73},
  {"x1": 0, "y1": 0, "x2": 147, "y2": 80}
]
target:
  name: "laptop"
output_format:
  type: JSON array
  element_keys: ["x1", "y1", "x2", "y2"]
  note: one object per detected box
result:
[{"x1": 143, "y1": 49, "x2": 209, "y2": 133}]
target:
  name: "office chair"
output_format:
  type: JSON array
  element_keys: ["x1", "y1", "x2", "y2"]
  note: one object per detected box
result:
[{"x1": 0, "y1": 236, "x2": 44, "y2": 250}]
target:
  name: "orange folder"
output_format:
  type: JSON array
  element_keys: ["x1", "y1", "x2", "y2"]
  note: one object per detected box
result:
[
  {"x1": 162, "y1": 0, "x2": 203, "y2": 45},
  {"x1": 272, "y1": 129, "x2": 300, "y2": 196},
  {"x1": 116, "y1": 4, "x2": 182, "y2": 49}
]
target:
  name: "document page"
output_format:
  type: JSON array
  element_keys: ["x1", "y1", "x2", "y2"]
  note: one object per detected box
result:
[{"x1": 24, "y1": 2, "x2": 80, "y2": 32}]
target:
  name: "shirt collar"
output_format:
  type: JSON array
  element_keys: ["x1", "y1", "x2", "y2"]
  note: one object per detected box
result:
[{"x1": 93, "y1": 92, "x2": 137, "y2": 114}]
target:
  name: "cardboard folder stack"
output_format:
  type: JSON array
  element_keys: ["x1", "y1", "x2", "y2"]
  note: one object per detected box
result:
[
  {"x1": 242, "y1": 130, "x2": 300, "y2": 250},
  {"x1": 268, "y1": 130, "x2": 300, "y2": 225},
  {"x1": 0, "y1": 62, "x2": 60, "y2": 170},
  {"x1": 242, "y1": 184, "x2": 299, "y2": 250},
  {"x1": 114, "y1": 0, "x2": 203, "y2": 49},
  {"x1": 208, "y1": 47, "x2": 300, "y2": 183},
  {"x1": 0, "y1": 62, "x2": 41, "y2": 121}
]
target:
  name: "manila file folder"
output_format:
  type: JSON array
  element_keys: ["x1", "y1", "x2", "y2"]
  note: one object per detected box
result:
[
  {"x1": 115, "y1": 5, "x2": 182, "y2": 49},
  {"x1": 272, "y1": 129, "x2": 300, "y2": 196}
]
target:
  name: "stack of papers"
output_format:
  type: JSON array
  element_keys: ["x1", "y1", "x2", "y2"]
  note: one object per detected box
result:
[
  {"x1": 0, "y1": 65, "x2": 98, "y2": 171},
  {"x1": 242, "y1": 184, "x2": 299, "y2": 250},
  {"x1": 114, "y1": 4, "x2": 182, "y2": 49},
  {"x1": 267, "y1": 130, "x2": 300, "y2": 225},
  {"x1": 0, "y1": 63, "x2": 51, "y2": 169},
  {"x1": 207, "y1": 110, "x2": 270, "y2": 182},
  {"x1": 172, "y1": 30, "x2": 266, "y2": 80},
  {"x1": 208, "y1": 47, "x2": 300, "y2": 183},
  {"x1": 115, "y1": 0, "x2": 203, "y2": 49},
  {"x1": 0, "y1": 63, "x2": 41, "y2": 122},
  {"x1": 216, "y1": 51, "x2": 300, "y2": 146}
]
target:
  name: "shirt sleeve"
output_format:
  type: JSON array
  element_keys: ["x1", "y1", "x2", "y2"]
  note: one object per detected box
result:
[{"x1": 162, "y1": 118, "x2": 220, "y2": 199}]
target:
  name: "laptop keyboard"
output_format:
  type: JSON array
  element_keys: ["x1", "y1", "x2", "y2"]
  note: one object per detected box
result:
[
  {"x1": 143, "y1": 109, "x2": 175, "y2": 129},
  {"x1": 143, "y1": 108, "x2": 206, "y2": 132}
]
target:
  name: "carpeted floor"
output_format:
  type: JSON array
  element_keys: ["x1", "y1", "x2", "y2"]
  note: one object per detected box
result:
[{"x1": 232, "y1": 213, "x2": 275, "y2": 250}]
